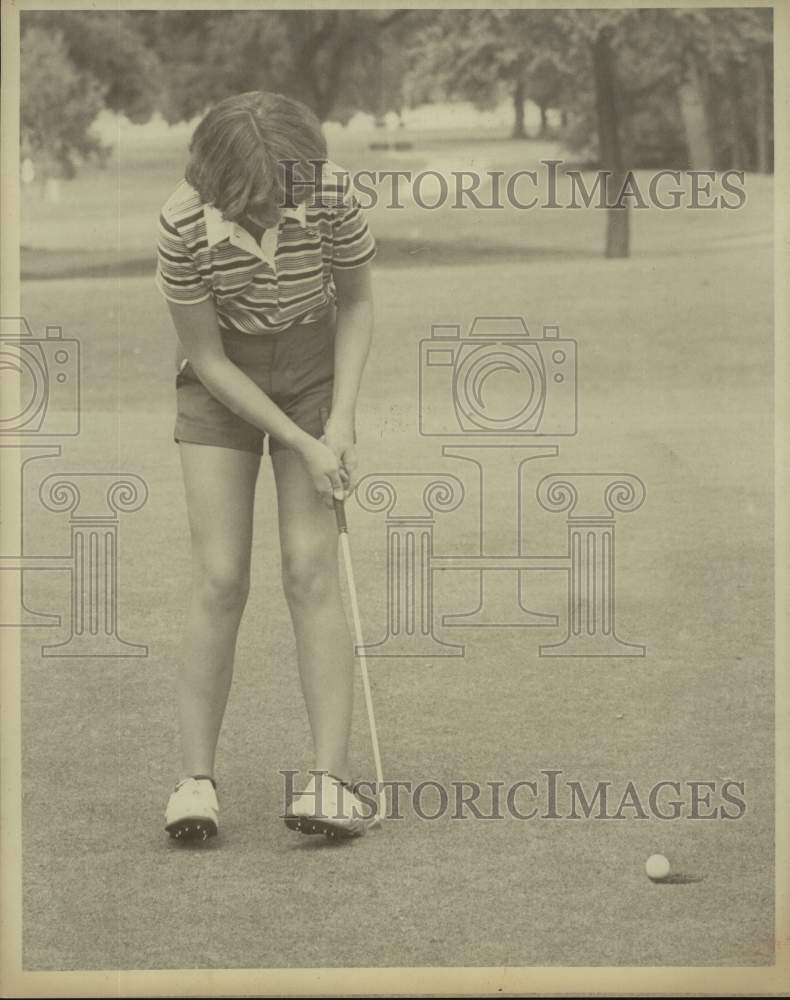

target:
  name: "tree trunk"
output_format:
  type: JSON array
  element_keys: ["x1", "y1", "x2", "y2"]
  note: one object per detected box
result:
[
  {"x1": 539, "y1": 101, "x2": 549, "y2": 136},
  {"x1": 291, "y1": 12, "x2": 356, "y2": 122},
  {"x1": 726, "y1": 57, "x2": 750, "y2": 171},
  {"x1": 592, "y1": 27, "x2": 629, "y2": 259},
  {"x1": 370, "y1": 42, "x2": 386, "y2": 122},
  {"x1": 512, "y1": 77, "x2": 527, "y2": 139},
  {"x1": 753, "y1": 48, "x2": 771, "y2": 173},
  {"x1": 677, "y1": 49, "x2": 715, "y2": 169}
]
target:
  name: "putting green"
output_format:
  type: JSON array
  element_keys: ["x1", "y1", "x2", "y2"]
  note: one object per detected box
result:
[{"x1": 18, "y1": 167, "x2": 773, "y2": 969}]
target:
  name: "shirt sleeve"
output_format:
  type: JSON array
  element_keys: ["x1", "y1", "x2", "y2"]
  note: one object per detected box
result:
[
  {"x1": 155, "y1": 211, "x2": 212, "y2": 305},
  {"x1": 330, "y1": 173, "x2": 376, "y2": 270}
]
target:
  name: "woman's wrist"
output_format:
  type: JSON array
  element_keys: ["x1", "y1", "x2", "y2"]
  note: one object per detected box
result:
[
  {"x1": 328, "y1": 401, "x2": 356, "y2": 425},
  {"x1": 288, "y1": 426, "x2": 321, "y2": 457}
]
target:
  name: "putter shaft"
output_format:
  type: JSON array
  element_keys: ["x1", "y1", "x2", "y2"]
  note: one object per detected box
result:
[{"x1": 334, "y1": 498, "x2": 386, "y2": 823}]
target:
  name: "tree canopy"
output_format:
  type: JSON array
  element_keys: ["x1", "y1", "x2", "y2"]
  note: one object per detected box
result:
[{"x1": 19, "y1": 8, "x2": 773, "y2": 256}]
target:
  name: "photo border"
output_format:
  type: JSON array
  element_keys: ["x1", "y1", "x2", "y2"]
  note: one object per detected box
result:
[{"x1": 1, "y1": 0, "x2": 787, "y2": 995}]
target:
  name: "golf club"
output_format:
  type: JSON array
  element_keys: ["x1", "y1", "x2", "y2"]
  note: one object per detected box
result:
[
  {"x1": 320, "y1": 408, "x2": 386, "y2": 825},
  {"x1": 332, "y1": 494, "x2": 386, "y2": 825}
]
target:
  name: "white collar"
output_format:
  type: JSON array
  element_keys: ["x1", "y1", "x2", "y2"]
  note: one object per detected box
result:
[{"x1": 204, "y1": 200, "x2": 308, "y2": 266}]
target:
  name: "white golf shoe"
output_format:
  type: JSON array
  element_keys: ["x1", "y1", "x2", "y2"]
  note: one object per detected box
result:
[
  {"x1": 284, "y1": 772, "x2": 376, "y2": 839},
  {"x1": 165, "y1": 776, "x2": 219, "y2": 842}
]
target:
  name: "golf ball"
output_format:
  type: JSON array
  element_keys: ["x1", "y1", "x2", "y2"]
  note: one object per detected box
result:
[{"x1": 645, "y1": 853, "x2": 671, "y2": 881}]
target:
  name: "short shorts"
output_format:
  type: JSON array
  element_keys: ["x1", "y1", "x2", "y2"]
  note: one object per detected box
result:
[{"x1": 174, "y1": 311, "x2": 336, "y2": 456}]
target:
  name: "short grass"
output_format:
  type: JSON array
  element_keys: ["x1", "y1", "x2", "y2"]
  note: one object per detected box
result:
[{"x1": 16, "y1": 126, "x2": 774, "y2": 970}]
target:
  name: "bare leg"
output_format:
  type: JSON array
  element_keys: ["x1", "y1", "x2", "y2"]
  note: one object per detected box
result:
[
  {"x1": 272, "y1": 447, "x2": 354, "y2": 783},
  {"x1": 177, "y1": 443, "x2": 261, "y2": 778}
]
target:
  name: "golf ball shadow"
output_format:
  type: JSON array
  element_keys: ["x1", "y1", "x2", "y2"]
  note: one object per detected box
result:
[{"x1": 650, "y1": 872, "x2": 705, "y2": 885}]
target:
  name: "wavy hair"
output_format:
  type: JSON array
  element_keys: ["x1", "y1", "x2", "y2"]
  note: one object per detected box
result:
[{"x1": 185, "y1": 91, "x2": 327, "y2": 222}]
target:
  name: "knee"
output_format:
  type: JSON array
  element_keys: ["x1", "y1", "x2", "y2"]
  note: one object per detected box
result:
[
  {"x1": 281, "y1": 547, "x2": 335, "y2": 608},
  {"x1": 194, "y1": 560, "x2": 250, "y2": 614}
]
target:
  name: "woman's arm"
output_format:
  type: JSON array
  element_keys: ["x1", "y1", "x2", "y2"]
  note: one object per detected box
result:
[
  {"x1": 323, "y1": 262, "x2": 375, "y2": 490},
  {"x1": 165, "y1": 297, "x2": 346, "y2": 501}
]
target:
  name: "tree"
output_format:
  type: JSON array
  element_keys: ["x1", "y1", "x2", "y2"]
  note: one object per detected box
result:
[
  {"x1": 23, "y1": 11, "x2": 162, "y2": 123},
  {"x1": 20, "y1": 11, "x2": 167, "y2": 184},
  {"x1": 703, "y1": 7, "x2": 772, "y2": 172},
  {"x1": 557, "y1": 10, "x2": 633, "y2": 258},
  {"x1": 404, "y1": 8, "x2": 634, "y2": 256},
  {"x1": 402, "y1": 10, "x2": 566, "y2": 138},
  {"x1": 134, "y1": 12, "x2": 242, "y2": 123},
  {"x1": 604, "y1": 7, "x2": 773, "y2": 172},
  {"x1": 282, "y1": 11, "x2": 367, "y2": 121},
  {"x1": 517, "y1": 8, "x2": 771, "y2": 253},
  {"x1": 138, "y1": 10, "x2": 411, "y2": 124},
  {"x1": 20, "y1": 28, "x2": 108, "y2": 180},
  {"x1": 590, "y1": 24, "x2": 629, "y2": 258},
  {"x1": 332, "y1": 12, "x2": 415, "y2": 124}
]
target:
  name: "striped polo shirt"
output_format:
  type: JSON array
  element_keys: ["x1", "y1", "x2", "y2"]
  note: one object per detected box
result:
[{"x1": 155, "y1": 160, "x2": 376, "y2": 335}]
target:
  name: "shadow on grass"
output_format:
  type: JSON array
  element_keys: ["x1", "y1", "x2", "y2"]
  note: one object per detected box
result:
[
  {"x1": 21, "y1": 238, "x2": 597, "y2": 281},
  {"x1": 374, "y1": 238, "x2": 597, "y2": 267},
  {"x1": 21, "y1": 248, "x2": 158, "y2": 282},
  {"x1": 652, "y1": 872, "x2": 706, "y2": 885},
  {"x1": 166, "y1": 836, "x2": 222, "y2": 853},
  {"x1": 285, "y1": 835, "x2": 356, "y2": 852}
]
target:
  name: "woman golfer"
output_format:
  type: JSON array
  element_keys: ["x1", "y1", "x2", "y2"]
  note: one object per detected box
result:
[{"x1": 155, "y1": 91, "x2": 376, "y2": 842}]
